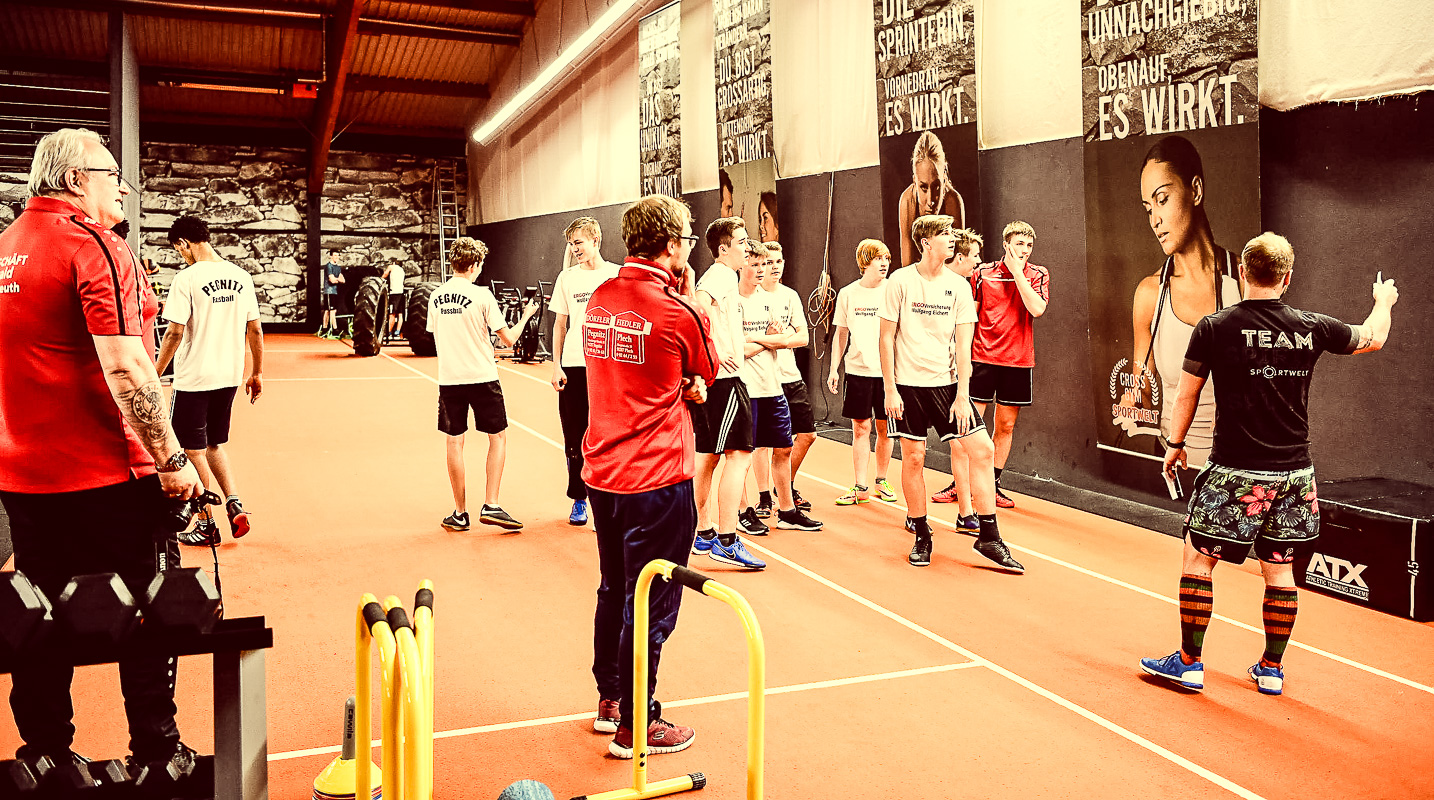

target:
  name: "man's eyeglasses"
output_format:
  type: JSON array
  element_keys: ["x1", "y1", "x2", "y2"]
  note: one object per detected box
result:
[
  {"x1": 82, "y1": 167, "x2": 137, "y2": 193},
  {"x1": 678, "y1": 234, "x2": 699, "y2": 246}
]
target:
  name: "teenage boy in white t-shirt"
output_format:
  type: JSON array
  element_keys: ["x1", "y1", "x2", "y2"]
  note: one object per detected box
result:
[
  {"x1": 549, "y1": 216, "x2": 621, "y2": 526},
  {"x1": 428, "y1": 237, "x2": 539, "y2": 532},
  {"x1": 751, "y1": 242, "x2": 818, "y2": 517},
  {"x1": 879, "y1": 216, "x2": 1023, "y2": 572},
  {"x1": 827, "y1": 239, "x2": 897, "y2": 505},
  {"x1": 738, "y1": 242, "x2": 822, "y2": 535},
  {"x1": 156, "y1": 216, "x2": 264, "y2": 546},
  {"x1": 382, "y1": 262, "x2": 407, "y2": 342},
  {"x1": 690, "y1": 218, "x2": 765, "y2": 569}
]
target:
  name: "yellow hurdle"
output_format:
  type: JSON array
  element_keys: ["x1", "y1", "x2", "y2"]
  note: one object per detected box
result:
[
  {"x1": 353, "y1": 582, "x2": 435, "y2": 800},
  {"x1": 574, "y1": 560, "x2": 766, "y2": 800}
]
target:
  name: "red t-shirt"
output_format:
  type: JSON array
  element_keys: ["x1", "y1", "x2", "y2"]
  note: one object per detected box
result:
[
  {"x1": 970, "y1": 260, "x2": 1050, "y2": 368},
  {"x1": 581, "y1": 259, "x2": 719, "y2": 494},
  {"x1": 0, "y1": 197, "x2": 160, "y2": 493}
]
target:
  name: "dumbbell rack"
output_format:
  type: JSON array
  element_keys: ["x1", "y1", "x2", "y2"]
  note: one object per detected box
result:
[{"x1": 0, "y1": 617, "x2": 274, "y2": 800}]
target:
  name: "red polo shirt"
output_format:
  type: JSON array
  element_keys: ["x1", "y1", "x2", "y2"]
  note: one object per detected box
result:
[
  {"x1": 581, "y1": 259, "x2": 718, "y2": 494},
  {"x1": 0, "y1": 197, "x2": 160, "y2": 493},
  {"x1": 971, "y1": 260, "x2": 1050, "y2": 368}
]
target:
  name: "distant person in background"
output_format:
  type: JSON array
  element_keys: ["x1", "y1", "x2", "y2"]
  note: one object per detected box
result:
[
  {"x1": 828, "y1": 239, "x2": 897, "y2": 505},
  {"x1": 897, "y1": 130, "x2": 964, "y2": 267},
  {"x1": 156, "y1": 215, "x2": 264, "y2": 545},
  {"x1": 1140, "y1": 233, "x2": 1396, "y2": 696},
  {"x1": 429, "y1": 237, "x2": 538, "y2": 533},
  {"x1": 719, "y1": 169, "x2": 735, "y2": 218},
  {"x1": 549, "y1": 216, "x2": 620, "y2": 526},
  {"x1": 758, "y1": 191, "x2": 779, "y2": 243},
  {"x1": 320, "y1": 251, "x2": 344, "y2": 338},
  {"x1": 382, "y1": 262, "x2": 406, "y2": 342},
  {"x1": 0, "y1": 126, "x2": 201, "y2": 777}
]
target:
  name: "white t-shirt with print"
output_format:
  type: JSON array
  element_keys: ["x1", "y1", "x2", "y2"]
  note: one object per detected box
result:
[
  {"x1": 877, "y1": 265, "x2": 977, "y2": 387},
  {"x1": 766, "y1": 283, "x2": 807, "y2": 384},
  {"x1": 427, "y1": 277, "x2": 507, "y2": 385},
  {"x1": 696, "y1": 264, "x2": 744, "y2": 380},
  {"x1": 833, "y1": 280, "x2": 884, "y2": 379},
  {"x1": 549, "y1": 261, "x2": 620, "y2": 368},
  {"x1": 736, "y1": 287, "x2": 782, "y2": 398},
  {"x1": 162, "y1": 259, "x2": 260, "y2": 392}
]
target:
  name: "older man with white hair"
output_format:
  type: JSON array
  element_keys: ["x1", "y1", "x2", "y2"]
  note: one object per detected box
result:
[{"x1": 0, "y1": 128, "x2": 202, "y2": 775}]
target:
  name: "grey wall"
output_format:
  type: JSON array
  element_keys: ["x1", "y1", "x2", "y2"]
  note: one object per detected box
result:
[{"x1": 473, "y1": 93, "x2": 1434, "y2": 504}]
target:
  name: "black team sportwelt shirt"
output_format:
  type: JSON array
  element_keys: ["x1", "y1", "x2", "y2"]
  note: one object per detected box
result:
[{"x1": 1183, "y1": 298, "x2": 1358, "y2": 471}]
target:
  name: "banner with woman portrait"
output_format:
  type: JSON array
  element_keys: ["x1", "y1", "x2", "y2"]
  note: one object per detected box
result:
[
  {"x1": 872, "y1": 0, "x2": 979, "y2": 267},
  {"x1": 1082, "y1": 0, "x2": 1260, "y2": 495},
  {"x1": 639, "y1": 1, "x2": 681, "y2": 198}
]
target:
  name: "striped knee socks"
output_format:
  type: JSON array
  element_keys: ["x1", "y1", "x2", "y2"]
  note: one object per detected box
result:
[
  {"x1": 1262, "y1": 587, "x2": 1299, "y2": 666},
  {"x1": 1179, "y1": 574, "x2": 1214, "y2": 663}
]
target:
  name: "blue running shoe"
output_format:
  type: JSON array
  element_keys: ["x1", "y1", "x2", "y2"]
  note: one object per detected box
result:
[
  {"x1": 1249, "y1": 662, "x2": 1284, "y2": 695},
  {"x1": 1140, "y1": 650, "x2": 1204, "y2": 690},
  {"x1": 709, "y1": 536, "x2": 766, "y2": 570},
  {"x1": 692, "y1": 530, "x2": 716, "y2": 555},
  {"x1": 569, "y1": 499, "x2": 589, "y2": 526}
]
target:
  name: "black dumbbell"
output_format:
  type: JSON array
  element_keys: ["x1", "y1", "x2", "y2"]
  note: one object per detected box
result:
[
  {"x1": 128, "y1": 749, "x2": 196, "y2": 796},
  {"x1": 0, "y1": 572, "x2": 53, "y2": 660},
  {"x1": 0, "y1": 756, "x2": 53, "y2": 798},
  {"x1": 53, "y1": 574, "x2": 141, "y2": 652},
  {"x1": 143, "y1": 568, "x2": 222, "y2": 637}
]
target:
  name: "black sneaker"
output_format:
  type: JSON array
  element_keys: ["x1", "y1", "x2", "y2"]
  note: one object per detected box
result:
[
  {"x1": 225, "y1": 498, "x2": 251, "y2": 539},
  {"x1": 792, "y1": 488, "x2": 811, "y2": 512},
  {"x1": 905, "y1": 517, "x2": 930, "y2": 536},
  {"x1": 480, "y1": 505, "x2": 524, "y2": 530},
  {"x1": 754, "y1": 498, "x2": 773, "y2": 519},
  {"x1": 973, "y1": 538, "x2": 1025, "y2": 573},
  {"x1": 776, "y1": 507, "x2": 823, "y2": 531},
  {"x1": 738, "y1": 508, "x2": 769, "y2": 536},
  {"x1": 441, "y1": 511, "x2": 470, "y2": 531},
  {"x1": 179, "y1": 516, "x2": 220, "y2": 547},
  {"x1": 909, "y1": 535, "x2": 933, "y2": 567}
]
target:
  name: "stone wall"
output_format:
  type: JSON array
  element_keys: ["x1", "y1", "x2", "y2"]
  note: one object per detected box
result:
[{"x1": 0, "y1": 144, "x2": 466, "y2": 324}]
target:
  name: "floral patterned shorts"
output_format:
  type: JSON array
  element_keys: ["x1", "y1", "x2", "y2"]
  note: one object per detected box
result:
[{"x1": 1184, "y1": 463, "x2": 1319, "y2": 565}]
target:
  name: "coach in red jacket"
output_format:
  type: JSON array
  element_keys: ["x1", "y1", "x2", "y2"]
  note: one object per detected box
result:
[{"x1": 582, "y1": 194, "x2": 718, "y2": 759}]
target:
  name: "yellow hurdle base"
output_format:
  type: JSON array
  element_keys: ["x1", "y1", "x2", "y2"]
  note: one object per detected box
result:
[{"x1": 571, "y1": 772, "x2": 706, "y2": 800}]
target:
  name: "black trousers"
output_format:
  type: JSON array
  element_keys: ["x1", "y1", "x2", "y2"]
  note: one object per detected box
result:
[
  {"x1": 590, "y1": 480, "x2": 696, "y2": 728},
  {"x1": 0, "y1": 475, "x2": 182, "y2": 762},
  {"x1": 558, "y1": 367, "x2": 591, "y2": 502}
]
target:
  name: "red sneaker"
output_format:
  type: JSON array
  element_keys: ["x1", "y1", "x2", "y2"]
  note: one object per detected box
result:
[
  {"x1": 593, "y1": 699, "x2": 620, "y2": 733},
  {"x1": 608, "y1": 718, "x2": 695, "y2": 758},
  {"x1": 225, "y1": 499, "x2": 251, "y2": 538},
  {"x1": 931, "y1": 482, "x2": 960, "y2": 503},
  {"x1": 995, "y1": 487, "x2": 1016, "y2": 509}
]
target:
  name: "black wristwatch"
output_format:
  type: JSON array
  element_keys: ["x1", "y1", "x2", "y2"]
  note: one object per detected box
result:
[
  {"x1": 1167, "y1": 440, "x2": 1186, "y2": 449},
  {"x1": 155, "y1": 451, "x2": 189, "y2": 473}
]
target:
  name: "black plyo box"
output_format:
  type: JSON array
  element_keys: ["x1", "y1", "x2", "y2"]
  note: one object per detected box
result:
[{"x1": 1297, "y1": 478, "x2": 1433, "y2": 622}]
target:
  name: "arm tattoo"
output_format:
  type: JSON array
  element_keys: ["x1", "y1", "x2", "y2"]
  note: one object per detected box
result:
[
  {"x1": 120, "y1": 380, "x2": 173, "y2": 453},
  {"x1": 1354, "y1": 325, "x2": 1373, "y2": 351}
]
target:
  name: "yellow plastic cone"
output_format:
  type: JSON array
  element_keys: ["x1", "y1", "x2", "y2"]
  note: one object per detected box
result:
[{"x1": 314, "y1": 697, "x2": 382, "y2": 800}]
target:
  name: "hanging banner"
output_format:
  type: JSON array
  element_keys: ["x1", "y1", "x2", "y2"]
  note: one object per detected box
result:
[
  {"x1": 872, "y1": 0, "x2": 979, "y2": 267},
  {"x1": 1082, "y1": 0, "x2": 1260, "y2": 497},
  {"x1": 639, "y1": 1, "x2": 682, "y2": 198},
  {"x1": 714, "y1": 0, "x2": 773, "y2": 170}
]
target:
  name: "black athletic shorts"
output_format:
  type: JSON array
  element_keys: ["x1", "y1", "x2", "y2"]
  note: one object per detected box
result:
[
  {"x1": 781, "y1": 380, "x2": 816, "y2": 435},
  {"x1": 751, "y1": 394, "x2": 794, "y2": 449},
  {"x1": 390, "y1": 293, "x2": 405, "y2": 313},
  {"x1": 170, "y1": 386, "x2": 239, "y2": 450},
  {"x1": 841, "y1": 374, "x2": 887, "y2": 422},
  {"x1": 893, "y1": 384, "x2": 987, "y2": 442},
  {"x1": 438, "y1": 380, "x2": 507, "y2": 436},
  {"x1": 322, "y1": 291, "x2": 337, "y2": 310},
  {"x1": 969, "y1": 363, "x2": 1033, "y2": 406},
  {"x1": 693, "y1": 376, "x2": 754, "y2": 454}
]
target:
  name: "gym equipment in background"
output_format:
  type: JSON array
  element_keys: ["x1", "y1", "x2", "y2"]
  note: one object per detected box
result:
[
  {"x1": 351, "y1": 277, "x2": 390, "y2": 357},
  {"x1": 353, "y1": 581, "x2": 434, "y2": 800},
  {"x1": 573, "y1": 560, "x2": 766, "y2": 800},
  {"x1": 403, "y1": 282, "x2": 441, "y2": 357}
]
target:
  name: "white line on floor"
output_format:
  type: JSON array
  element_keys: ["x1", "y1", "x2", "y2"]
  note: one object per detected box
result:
[
  {"x1": 791, "y1": 469, "x2": 1434, "y2": 696},
  {"x1": 266, "y1": 662, "x2": 982, "y2": 762}
]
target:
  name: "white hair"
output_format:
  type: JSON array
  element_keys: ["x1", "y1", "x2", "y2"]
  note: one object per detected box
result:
[{"x1": 27, "y1": 128, "x2": 105, "y2": 198}]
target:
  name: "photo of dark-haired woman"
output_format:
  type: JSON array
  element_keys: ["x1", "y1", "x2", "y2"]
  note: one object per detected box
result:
[{"x1": 1118, "y1": 135, "x2": 1241, "y2": 469}]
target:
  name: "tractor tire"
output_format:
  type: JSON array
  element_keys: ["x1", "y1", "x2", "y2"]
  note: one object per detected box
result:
[
  {"x1": 352, "y1": 276, "x2": 389, "y2": 357},
  {"x1": 403, "y1": 281, "x2": 440, "y2": 357}
]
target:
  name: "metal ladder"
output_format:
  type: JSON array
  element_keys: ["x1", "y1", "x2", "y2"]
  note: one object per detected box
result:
[{"x1": 433, "y1": 162, "x2": 461, "y2": 282}]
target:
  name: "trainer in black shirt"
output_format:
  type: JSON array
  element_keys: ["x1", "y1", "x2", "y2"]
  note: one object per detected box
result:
[{"x1": 1138, "y1": 232, "x2": 1397, "y2": 698}]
